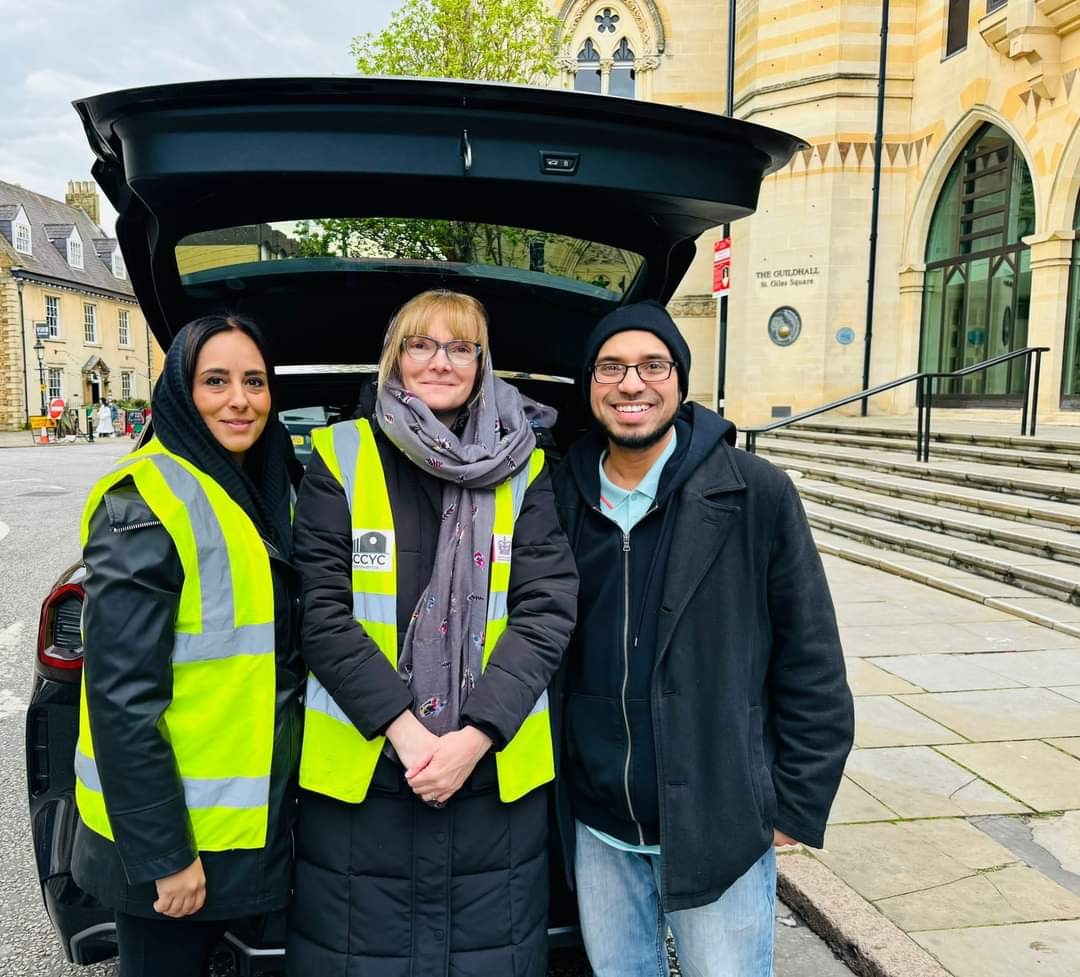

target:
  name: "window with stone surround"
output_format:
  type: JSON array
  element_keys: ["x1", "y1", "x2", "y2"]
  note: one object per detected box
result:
[
  {"x1": 45, "y1": 296, "x2": 60, "y2": 338},
  {"x1": 83, "y1": 303, "x2": 97, "y2": 344},
  {"x1": 920, "y1": 124, "x2": 1034, "y2": 402},
  {"x1": 945, "y1": 0, "x2": 970, "y2": 56},
  {"x1": 575, "y1": 37, "x2": 602, "y2": 93},
  {"x1": 121, "y1": 370, "x2": 133, "y2": 400},
  {"x1": 610, "y1": 37, "x2": 636, "y2": 98},
  {"x1": 118, "y1": 308, "x2": 131, "y2": 347},
  {"x1": 47, "y1": 368, "x2": 63, "y2": 402}
]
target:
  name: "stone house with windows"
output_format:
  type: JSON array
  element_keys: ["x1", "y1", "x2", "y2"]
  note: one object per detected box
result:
[
  {"x1": 552, "y1": 0, "x2": 1080, "y2": 426},
  {"x1": 0, "y1": 180, "x2": 161, "y2": 431}
]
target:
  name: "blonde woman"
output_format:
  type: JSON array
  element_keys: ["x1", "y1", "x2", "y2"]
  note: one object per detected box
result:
[{"x1": 287, "y1": 290, "x2": 577, "y2": 976}]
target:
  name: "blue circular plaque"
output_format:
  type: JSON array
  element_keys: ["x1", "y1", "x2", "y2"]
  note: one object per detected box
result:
[{"x1": 836, "y1": 327, "x2": 855, "y2": 345}]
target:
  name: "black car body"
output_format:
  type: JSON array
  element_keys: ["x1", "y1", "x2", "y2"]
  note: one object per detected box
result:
[{"x1": 26, "y1": 76, "x2": 802, "y2": 971}]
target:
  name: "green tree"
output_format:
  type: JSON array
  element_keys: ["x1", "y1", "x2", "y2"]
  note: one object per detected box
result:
[
  {"x1": 351, "y1": 0, "x2": 559, "y2": 85},
  {"x1": 293, "y1": 0, "x2": 562, "y2": 263}
]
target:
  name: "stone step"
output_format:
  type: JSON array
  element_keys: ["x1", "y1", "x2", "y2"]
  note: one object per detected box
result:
[
  {"x1": 762, "y1": 454, "x2": 1080, "y2": 531},
  {"x1": 802, "y1": 501, "x2": 1080, "y2": 604},
  {"x1": 797, "y1": 479, "x2": 1080, "y2": 566},
  {"x1": 811, "y1": 528, "x2": 1080, "y2": 639},
  {"x1": 756, "y1": 439, "x2": 1080, "y2": 503},
  {"x1": 796, "y1": 420, "x2": 1080, "y2": 455},
  {"x1": 762, "y1": 427, "x2": 1080, "y2": 472}
]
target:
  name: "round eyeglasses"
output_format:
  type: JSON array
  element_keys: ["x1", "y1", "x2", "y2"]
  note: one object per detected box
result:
[
  {"x1": 402, "y1": 335, "x2": 483, "y2": 367},
  {"x1": 592, "y1": 360, "x2": 676, "y2": 384}
]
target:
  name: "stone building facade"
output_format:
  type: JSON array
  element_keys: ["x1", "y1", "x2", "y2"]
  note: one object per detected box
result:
[
  {"x1": 553, "y1": 0, "x2": 1080, "y2": 427},
  {"x1": 0, "y1": 180, "x2": 160, "y2": 431}
]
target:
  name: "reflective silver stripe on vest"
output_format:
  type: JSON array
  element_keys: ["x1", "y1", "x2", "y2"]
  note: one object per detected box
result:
[
  {"x1": 305, "y1": 673, "x2": 352, "y2": 726},
  {"x1": 530, "y1": 689, "x2": 549, "y2": 716},
  {"x1": 332, "y1": 422, "x2": 362, "y2": 510},
  {"x1": 352, "y1": 592, "x2": 396, "y2": 626},
  {"x1": 509, "y1": 463, "x2": 532, "y2": 519},
  {"x1": 488, "y1": 590, "x2": 508, "y2": 622},
  {"x1": 173, "y1": 621, "x2": 275, "y2": 664},
  {"x1": 75, "y1": 749, "x2": 101, "y2": 790},
  {"x1": 147, "y1": 454, "x2": 236, "y2": 634},
  {"x1": 76, "y1": 750, "x2": 268, "y2": 808}
]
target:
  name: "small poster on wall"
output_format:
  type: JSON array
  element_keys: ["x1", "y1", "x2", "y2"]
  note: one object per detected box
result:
[{"x1": 713, "y1": 237, "x2": 731, "y2": 297}]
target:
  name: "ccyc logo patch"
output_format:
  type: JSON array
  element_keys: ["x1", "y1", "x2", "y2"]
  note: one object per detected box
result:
[{"x1": 352, "y1": 529, "x2": 394, "y2": 572}]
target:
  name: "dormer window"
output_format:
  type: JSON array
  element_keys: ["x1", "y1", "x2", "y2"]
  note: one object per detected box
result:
[
  {"x1": 69, "y1": 234, "x2": 83, "y2": 269},
  {"x1": 14, "y1": 216, "x2": 31, "y2": 255},
  {"x1": 113, "y1": 252, "x2": 126, "y2": 279}
]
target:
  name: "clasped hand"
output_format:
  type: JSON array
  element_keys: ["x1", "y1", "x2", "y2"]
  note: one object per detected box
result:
[{"x1": 386, "y1": 712, "x2": 492, "y2": 806}]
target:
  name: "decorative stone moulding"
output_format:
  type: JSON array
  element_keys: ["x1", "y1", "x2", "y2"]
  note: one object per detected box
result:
[{"x1": 980, "y1": 0, "x2": 1069, "y2": 104}]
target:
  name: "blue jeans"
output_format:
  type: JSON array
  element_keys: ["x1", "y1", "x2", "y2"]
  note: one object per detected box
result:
[{"x1": 574, "y1": 821, "x2": 776, "y2": 977}]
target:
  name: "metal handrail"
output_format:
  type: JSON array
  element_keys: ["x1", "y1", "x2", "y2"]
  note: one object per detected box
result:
[{"x1": 742, "y1": 346, "x2": 1049, "y2": 462}]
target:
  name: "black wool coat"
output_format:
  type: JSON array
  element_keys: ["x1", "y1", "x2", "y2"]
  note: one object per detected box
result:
[{"x1": 552, "y1": 403, "x2": 854, "y2": 913}]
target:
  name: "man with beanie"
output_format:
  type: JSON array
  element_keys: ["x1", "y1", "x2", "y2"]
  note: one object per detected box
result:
[{"x1": 551, "y1": 300, "x2": 853, "y2": 977}]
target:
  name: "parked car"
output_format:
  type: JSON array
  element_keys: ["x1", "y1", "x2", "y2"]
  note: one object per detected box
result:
[{"x1": 26, "y1": 76, "x2": 800, "y2": 972}]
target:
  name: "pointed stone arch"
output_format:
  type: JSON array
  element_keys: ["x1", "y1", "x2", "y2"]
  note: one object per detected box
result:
[{"x1": 901, "y1": 108, "x2": 1041, "y2": 268}]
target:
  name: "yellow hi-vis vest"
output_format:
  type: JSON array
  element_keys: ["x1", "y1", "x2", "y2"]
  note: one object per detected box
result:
[
  {"x1": 298, "y1": 418, "x2": 552, "y2": 804},
  {"x1": 74, "y1": 441, "x2": 276, "y2": 851}
]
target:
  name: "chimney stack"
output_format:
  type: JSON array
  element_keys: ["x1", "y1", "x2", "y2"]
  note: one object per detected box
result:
[{"x1": 66, "y1": 180, "x2": 101, "y2": 226}]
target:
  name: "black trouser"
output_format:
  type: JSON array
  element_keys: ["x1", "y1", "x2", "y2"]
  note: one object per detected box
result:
[{"x1": 115, "y1": 912, "x2": 227, "y2": 977}]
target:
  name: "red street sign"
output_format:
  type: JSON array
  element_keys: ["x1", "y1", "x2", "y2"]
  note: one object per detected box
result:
[
  {"x1": 713, "y1": 238, "x2": 731, "y2": 297},
  {"x1": 48, "y1": 398, "x2": 66, "y2": 420}
]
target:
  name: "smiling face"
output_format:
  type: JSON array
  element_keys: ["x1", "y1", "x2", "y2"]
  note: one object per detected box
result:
[
  {"x1": 191, "y1": 328, "x2": 271, "y2": 462},
  {"x1": 590, "y1": 329, "x2": 681, "y2": 451},
  {"x1": 397, "y1": 310, "x2": 481, "y2": 417}
]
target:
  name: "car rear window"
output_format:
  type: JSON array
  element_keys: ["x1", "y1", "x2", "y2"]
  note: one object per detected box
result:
[{"x1": 175, "y1": 219, "x2": 645, "y2": 299}]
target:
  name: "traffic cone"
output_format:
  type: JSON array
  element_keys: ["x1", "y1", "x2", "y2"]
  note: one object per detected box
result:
[{"x1": 38, "y1": 423, "x2": 49, "y2": 445}]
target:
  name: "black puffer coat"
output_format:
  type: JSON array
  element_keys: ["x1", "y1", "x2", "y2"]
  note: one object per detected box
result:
[
  {"x1": 286, "y1": 425, "x2": 578, "y2": 976},
  {"x1": 71, "y1": 480, "x2": 304, "y2": 919}
]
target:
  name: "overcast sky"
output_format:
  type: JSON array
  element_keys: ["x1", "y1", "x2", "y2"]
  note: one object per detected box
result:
[{"x1": 0, "y1": 0, "x2": 398, "y2": 232}]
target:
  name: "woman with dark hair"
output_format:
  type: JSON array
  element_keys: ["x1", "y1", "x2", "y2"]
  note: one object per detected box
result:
[
  {"x1": 287, "y1": 289, "x2": 578, "y2": 976},
  {"x1": 71, "y1": 314, "x2": 304, "y2": 977}
]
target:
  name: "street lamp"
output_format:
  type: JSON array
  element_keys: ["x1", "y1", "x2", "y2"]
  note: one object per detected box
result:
[{"x1": 33, "y1": 322, "x2": 48, "y2": 416}]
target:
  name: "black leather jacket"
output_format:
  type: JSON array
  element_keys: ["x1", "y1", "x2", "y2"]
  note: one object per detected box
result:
[{"x1": 71, "y1": 478, "x2": 304, "y2": 920}]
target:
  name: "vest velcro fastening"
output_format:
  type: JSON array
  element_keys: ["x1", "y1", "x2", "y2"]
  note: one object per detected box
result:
[{"x1": 299, "y1": 419, "x2": 553, "y2": 804}]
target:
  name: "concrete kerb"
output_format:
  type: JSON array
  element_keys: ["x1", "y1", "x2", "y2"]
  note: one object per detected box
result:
[{"x1": 777, "y1": 851, "x2": 952, "y2": 977}]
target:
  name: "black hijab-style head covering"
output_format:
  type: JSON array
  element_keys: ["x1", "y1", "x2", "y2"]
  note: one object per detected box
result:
[{"x1": 151, "y1": 314, "x2": 296, "y2": 559}]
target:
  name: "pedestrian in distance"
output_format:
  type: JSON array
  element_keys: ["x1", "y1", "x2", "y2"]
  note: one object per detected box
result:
[
  {"x1": 95, "y1": 397, "x2": 115, "y2": 437},
  {"x1": 287, "y1": 289, "x2": 578, "y2": 977},
  {"x1": 72, "y1": 314, "x2": 304, "y2": 977},
  {"x1": 551, "y1": 300, "x2": 854, "y2": 977}
]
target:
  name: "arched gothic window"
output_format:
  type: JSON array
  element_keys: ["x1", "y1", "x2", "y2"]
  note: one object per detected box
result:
[
  {"x1": 919, "y1": 124, "x2": 1035, "y2": 401},
  {"x1": 575, "y1": 37, "x2": 602, "y2": 93},
  {"x1": 610, "y1": 37, "x2": 636, "y2": 97}
]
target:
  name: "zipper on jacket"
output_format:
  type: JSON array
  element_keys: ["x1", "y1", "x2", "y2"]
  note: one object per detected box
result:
[
  {"x1": 110, "y1": 519, "x2": 162, "y2": 534},
  {"x1": 621, "y1": 531, "x2": 645, "y2": 845}
]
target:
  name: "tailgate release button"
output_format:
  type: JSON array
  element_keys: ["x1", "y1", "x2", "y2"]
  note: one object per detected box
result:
[{"x1": 540, "y1": 152, "x2": 579, "y2": 175}]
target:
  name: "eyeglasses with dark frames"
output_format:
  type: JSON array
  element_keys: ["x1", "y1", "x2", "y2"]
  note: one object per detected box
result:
[
  {"x1": 402, "y1": 335, "x2": 483, "y2": 367},
  {"x1": 592, "y1": 360, "x2": 676, "y2": 384}
]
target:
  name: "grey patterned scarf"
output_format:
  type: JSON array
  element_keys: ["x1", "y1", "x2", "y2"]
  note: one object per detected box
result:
[{"x1": 375, "y1": 364, "x2": 556, "y2": 735}]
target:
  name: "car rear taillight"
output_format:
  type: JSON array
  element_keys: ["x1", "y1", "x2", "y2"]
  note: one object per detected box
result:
[{"x1": 37, "y1": 583, "x2": 85, "y2": 677}]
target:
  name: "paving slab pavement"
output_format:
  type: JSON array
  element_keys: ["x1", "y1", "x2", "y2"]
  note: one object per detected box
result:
[{"x1": 802, "y1": 554, "x2": 1080, "y2": 977}]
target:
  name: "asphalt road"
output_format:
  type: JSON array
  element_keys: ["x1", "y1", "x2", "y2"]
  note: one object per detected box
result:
[{"x1": 0, "y1": 439, "x2": 853, "y2": 977}]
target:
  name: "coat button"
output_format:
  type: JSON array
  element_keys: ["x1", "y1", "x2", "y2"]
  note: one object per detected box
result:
[
  {"x1": 436, "y1": 832, "x2": 446, "y2": 843},
  {"x1": 435, "y1": 929, "x2": 445, "y2": 940}
]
